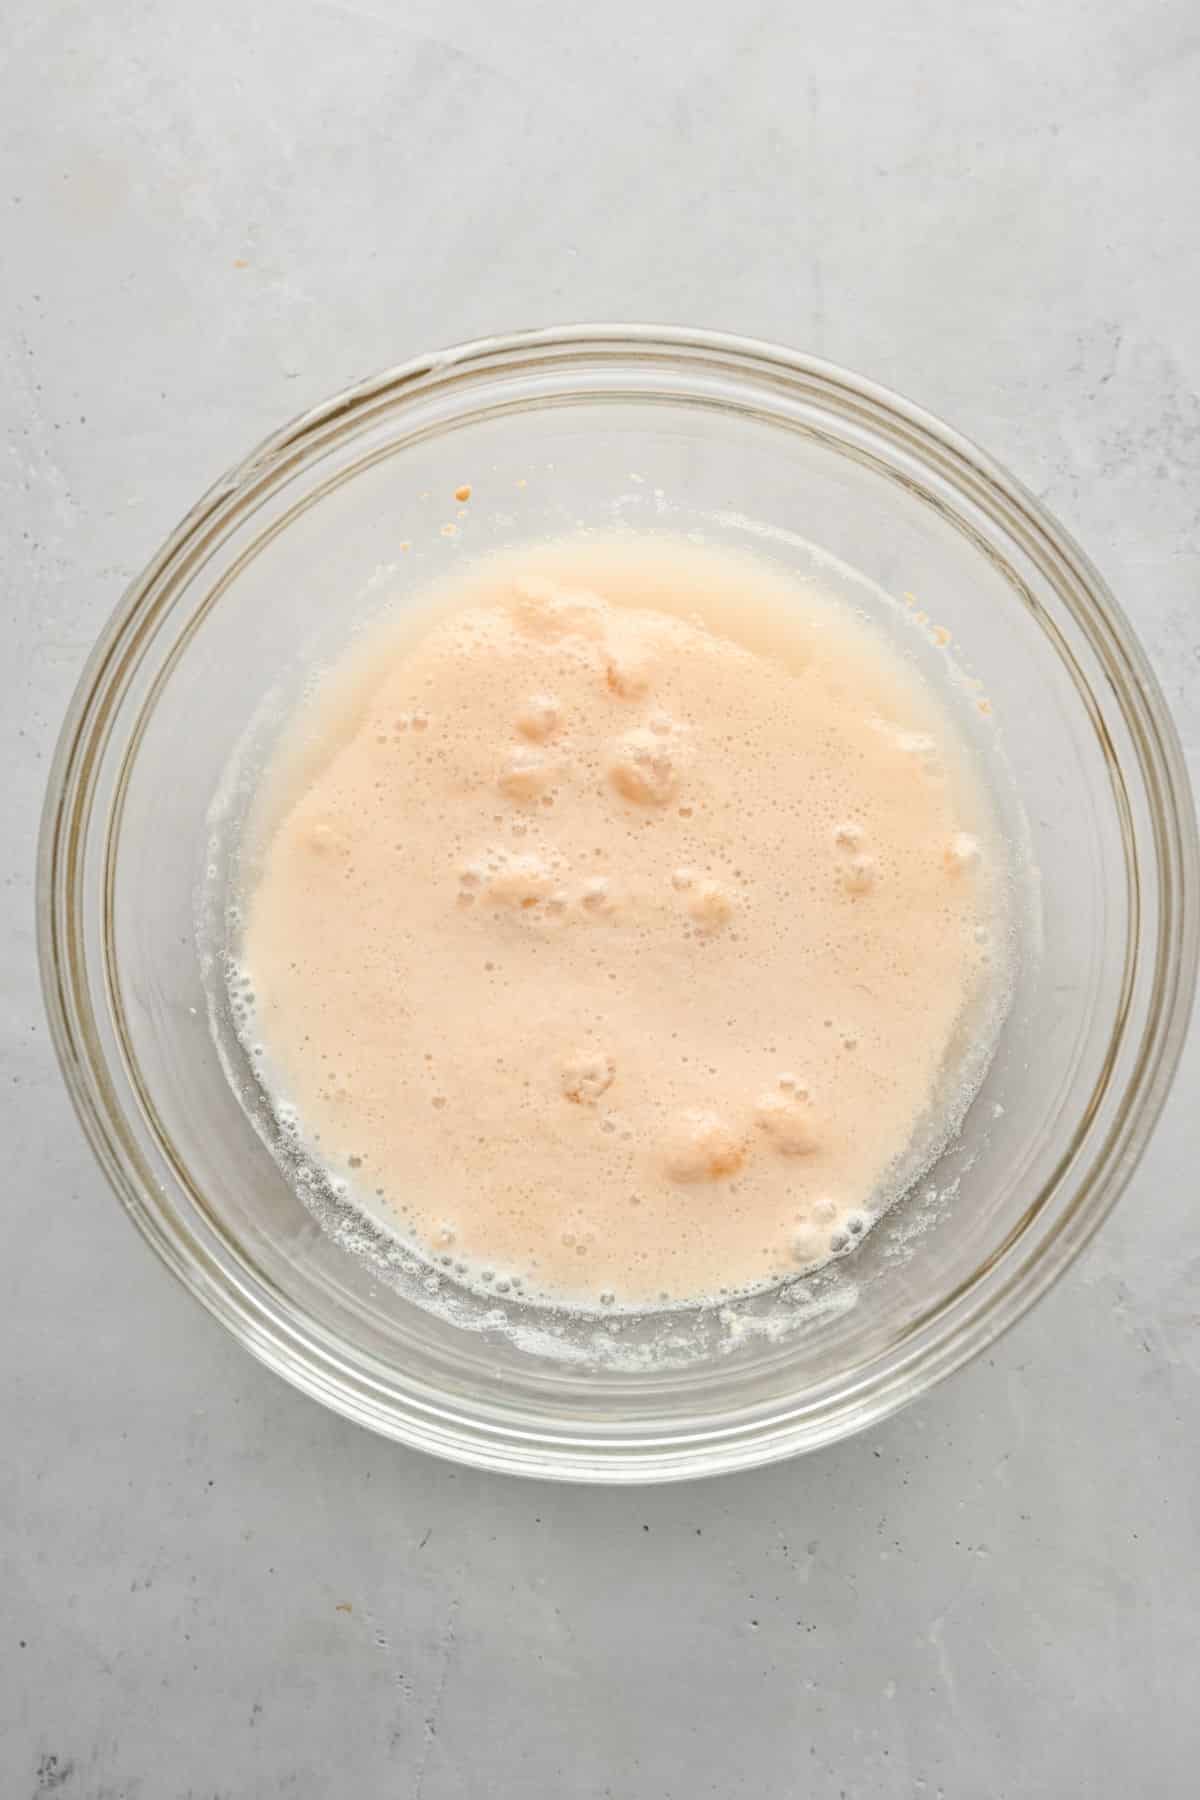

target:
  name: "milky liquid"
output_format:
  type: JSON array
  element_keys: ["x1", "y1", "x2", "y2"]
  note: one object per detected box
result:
[{"x1": 235, "y1": 537, "x2": 1009, "y2": 1309}]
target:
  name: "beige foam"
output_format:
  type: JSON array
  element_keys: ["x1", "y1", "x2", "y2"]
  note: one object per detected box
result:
[{"x1": 240, "y1": 536, "x2": 1006, "y2": 1307}]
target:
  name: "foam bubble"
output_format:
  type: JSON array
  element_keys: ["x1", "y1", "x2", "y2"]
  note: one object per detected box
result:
[
  {"x1": 608, "y1": 728, "x2": 680, "y2": 806},
  {"x1": 661, "y1": 1109, "x2": 746, "y2": 1182}
]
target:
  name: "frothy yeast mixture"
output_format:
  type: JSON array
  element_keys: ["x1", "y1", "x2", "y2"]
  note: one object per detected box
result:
[{"x1": 239, "y1": 537, "x2": 1006, "y2": 1308}]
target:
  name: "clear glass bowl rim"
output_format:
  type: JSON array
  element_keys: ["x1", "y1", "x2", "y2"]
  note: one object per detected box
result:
[{"x1": 37, "y1": 323, "x2": 1200, "y2": 1482}]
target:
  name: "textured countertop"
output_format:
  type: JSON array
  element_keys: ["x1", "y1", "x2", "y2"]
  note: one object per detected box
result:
[{"x1": 3, "y1": 2, "x2": 1198, "y2": 1795}]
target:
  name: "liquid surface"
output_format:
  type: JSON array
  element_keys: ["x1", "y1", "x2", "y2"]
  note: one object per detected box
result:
[{"x1": 238, "y1": 538, "x2": 1006, "y2": 1307}]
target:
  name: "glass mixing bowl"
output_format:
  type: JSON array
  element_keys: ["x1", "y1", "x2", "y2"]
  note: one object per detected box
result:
[{"x1": 38, "y1": 326, "x2": 1198, "y2": 1482}]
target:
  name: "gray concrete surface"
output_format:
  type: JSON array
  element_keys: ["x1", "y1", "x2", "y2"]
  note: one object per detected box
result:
[{"x1": 3, "y1": 2, "x2": 1199, "y2": 1795}]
